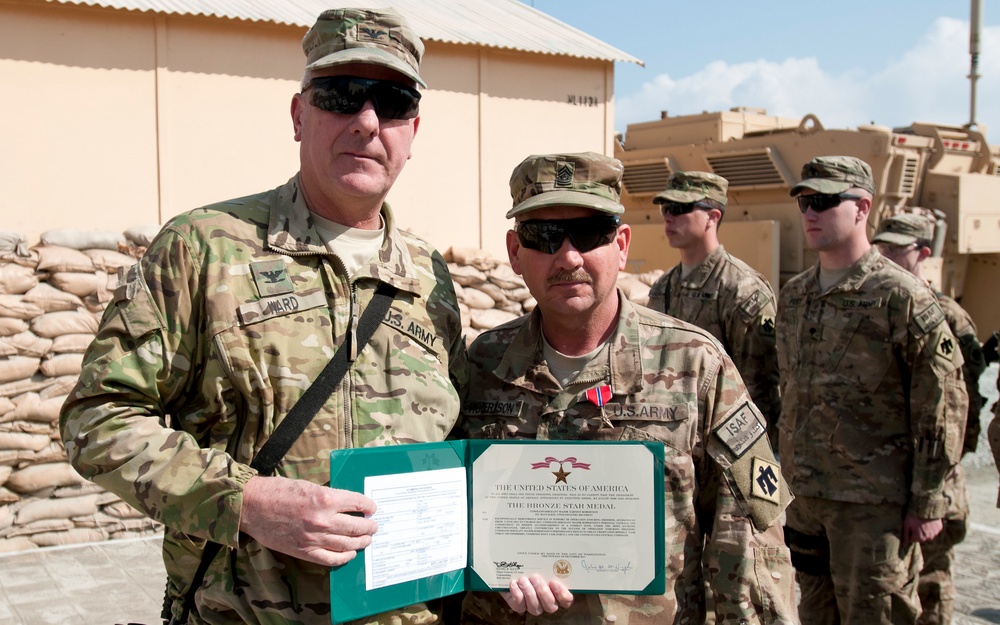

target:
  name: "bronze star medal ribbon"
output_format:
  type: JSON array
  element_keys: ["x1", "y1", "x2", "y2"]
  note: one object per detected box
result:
[{"x1": 586, "y1": 384, "x2": 614, "y2": 429}]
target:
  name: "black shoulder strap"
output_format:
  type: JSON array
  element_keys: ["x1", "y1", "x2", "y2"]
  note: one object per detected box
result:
[
  {"x1": 167, "y1": 282, "x2": 397, "y2": 624},
  {"x1": 251, "y1": 282, "x2": 396, "y2": 475}
]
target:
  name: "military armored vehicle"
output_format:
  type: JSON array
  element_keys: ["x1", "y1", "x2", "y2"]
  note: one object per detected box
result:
[
  {"x1": 614, "y1": 107, "x2": 1000, "y2": 340},
  {"x1": 615, "y1": 0, "x2": 997, "y2": 338}
]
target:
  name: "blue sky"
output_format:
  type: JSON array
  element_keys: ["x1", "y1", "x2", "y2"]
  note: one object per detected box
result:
[{"x1": 523, "y1": 1, "x2": 1000, "y2": 137}]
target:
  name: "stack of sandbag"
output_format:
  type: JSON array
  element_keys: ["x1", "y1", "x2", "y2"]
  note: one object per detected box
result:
[
  {"x1": 0, "y1": 227, "x2": 162, "y2": 553},
  {"x1": 443, "y1": 246, "x2": 663, "y2": 345}
]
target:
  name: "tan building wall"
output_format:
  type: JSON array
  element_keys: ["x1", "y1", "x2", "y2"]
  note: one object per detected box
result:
[{"x1": 1, "y1": 1, "x2": 616, "y2": 259}]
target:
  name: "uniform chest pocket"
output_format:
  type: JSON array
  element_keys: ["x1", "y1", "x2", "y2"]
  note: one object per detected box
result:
[{"x1": 829, "y1": 311, "x2": 894, "y2": 392}]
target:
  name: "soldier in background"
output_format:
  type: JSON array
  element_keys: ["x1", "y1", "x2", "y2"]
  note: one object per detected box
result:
[
  {"x1": 873, "y1": 212, "x2": 986, "y2": 625},
  {"x1": 991, "y1": 365, "x2": 1000, "y2": 508},
  {"x1": 459, "y1": 151, "x2": 796, "y2": 624},
  {"x1": 647, "y1": 171, "x2": 780, "y2": 446},
  {"x1": 60, "y1": 8, "x2": 467, "y2": 625},
  {"x1": 777, "y1": 156, "x2": 967, "y2": 625}
]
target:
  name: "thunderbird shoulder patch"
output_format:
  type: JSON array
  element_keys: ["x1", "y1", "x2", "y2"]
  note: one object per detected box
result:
[{"x1": 750, "y1": 457, "x2": 782, "y2": 504}]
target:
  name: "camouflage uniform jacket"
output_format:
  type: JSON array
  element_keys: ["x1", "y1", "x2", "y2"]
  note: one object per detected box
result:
[
  {"x1": 647, "y1": 246, "x2": 780, "y2": 439},
  {"x1": 59, "y1": 176, "x2": 468, "y2": 625},
  {"x1": 460, "y1": 293, "x2": 796, "y2": 625},
  {"x1": 776, "y1": 247, "x2": 967, "y2": 520},
  {"x1": 991, "y1": 367, "x2": 1000, "y2": 508},
  {"x1": 934, "y1": 292, "x2": 985, "y2": 520}
]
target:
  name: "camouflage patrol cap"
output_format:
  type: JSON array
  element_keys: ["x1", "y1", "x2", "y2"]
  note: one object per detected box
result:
[
  {"x1": 790, "y1": 156, "x2": 876, "y2": 196},
  {"x1": 302, "y1": 8, "x2": 426, "y2": 88},
  {"x1": 652, "y1": 171, "x2": 729, "y2": 208},
  {"x1": 507, "y1": 152, "x2": 625, "y2": 219},
  {"x1": 871, "y1": 213, "x2": 935, "y2": 246}
]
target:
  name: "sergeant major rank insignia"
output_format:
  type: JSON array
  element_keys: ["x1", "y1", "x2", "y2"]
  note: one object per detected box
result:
[{"x1": 555, "y1": 161, "x2": 574, "y2": 187}]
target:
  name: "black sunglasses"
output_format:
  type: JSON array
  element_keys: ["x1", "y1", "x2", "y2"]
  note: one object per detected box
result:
[
  {"x1": 305, "y1": 76, "x2": 421, "y2": 120},
  {"x1": 516, "y1": 216, "x2": 622, "y2": 254},
  {"x1": 660, "y1": 201, "x2": 716, "y2": 217},
  {"x1": 796, "y1": 193, "x2": 862, "y2": 214}
]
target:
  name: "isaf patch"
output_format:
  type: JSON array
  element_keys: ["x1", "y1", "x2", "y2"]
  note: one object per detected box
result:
[
  {"x1": 913, "y1": 301, "x2": 945, "y2": 337},
  {"x1": 739, "y1": 289, "x2": 768, "y2": 320},
  {"x1": 751, "y1": 457, "x2": 782, "y2": 504},
  {"x1": 713, "y1": 402, "x2": 765, "y2": 458}
]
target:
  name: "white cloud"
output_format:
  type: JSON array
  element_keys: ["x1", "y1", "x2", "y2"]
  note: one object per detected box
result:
[{"x1": 618, "y1": 18, "x2": 1000, "y2": 135}]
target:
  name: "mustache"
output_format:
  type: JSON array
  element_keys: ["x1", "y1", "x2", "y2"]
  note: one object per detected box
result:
[{"x1": 547, "y1": 270, "x2": 592, "y2": 285}]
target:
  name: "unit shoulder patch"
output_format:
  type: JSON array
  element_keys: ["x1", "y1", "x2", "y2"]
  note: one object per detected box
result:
[
  {"x1": 750, "y1": 457, "x2": 782, "y2": 504},
  {"x1": 936, "y1": 334, "x2": 957, "y2": 361}
]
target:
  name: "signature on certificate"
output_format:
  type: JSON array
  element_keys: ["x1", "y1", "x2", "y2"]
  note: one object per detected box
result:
[{"x1": 580, "y1": 560, "x2": 634, "y2": 575}]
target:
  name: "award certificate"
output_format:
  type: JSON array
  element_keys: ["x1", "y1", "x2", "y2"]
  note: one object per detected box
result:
[{"x1": 328, "y1": 440, "x2": 664, "y2": 623}]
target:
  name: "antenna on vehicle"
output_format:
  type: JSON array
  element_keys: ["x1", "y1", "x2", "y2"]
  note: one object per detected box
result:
[{"x1": 967, "y1": 0, "x2": 983, "y2": 129}]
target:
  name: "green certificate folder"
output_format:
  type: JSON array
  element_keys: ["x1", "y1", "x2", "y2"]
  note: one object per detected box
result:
[{"x1": 328, "y1": 440, "x2": 665, "y2": 624}]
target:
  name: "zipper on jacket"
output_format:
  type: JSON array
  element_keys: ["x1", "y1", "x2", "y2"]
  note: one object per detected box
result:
[{"x1": 349, "y1": 285, "x2": 359, "y2": 362}]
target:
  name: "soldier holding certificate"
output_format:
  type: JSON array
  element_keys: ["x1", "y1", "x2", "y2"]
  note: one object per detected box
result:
[{"x1": 458, "y1": 152, "x2": 797, "y2": 624}]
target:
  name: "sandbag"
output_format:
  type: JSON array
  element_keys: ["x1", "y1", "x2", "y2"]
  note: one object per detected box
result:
[
  {"x1": 30, "y1": 310, "x2": 100, "y2": 338},
  {"x1": 0, "y1": 374, "x2": 53, "y2": 399},
  {"x1": 447, "y1": 264, "x2": 488, "y2": 287},
  {"x1": 26, "y1": 528, "x2": 108, "y2": 547},
  {"x1": 82, "y1": 248, "x2": 137, "y2": 272},
  {"x1": 50, "y1": 333, "x2": 95, "y2": 354},
  {"x1": 469, "y1": 308, "x2": 519, "y2": 330},
  {"x1": 0, "y1": 502, "x2": 13, "y2": 530},
  {"x1": 461, "y1": 287, "x2": 496, "y2": 310},
  {"x1": 52, "y1": 482, "x2": 104, "y2": 498},
  {"x1": 33, "y1": 245, "x2": 97, "y2": 273},
  {"x1": 487, "y1": 264, "x2": 526, "y2": 290},
  {"x1": 15, "y1": 493, "x2": 101, "y2": 524},
  {"x1": 40, "y1": 229, "x2": 125, "y2": 251},
  {"x1": 46, "y1": 271, "x2": 105, "y2": 298},
  {"x1": 0, "y1": 356, "x2": 41, "y2": 385},
  {"x1": 6, "y1": 462, "x2": 86, "y2": 494},
  {"x1": 0, "y1": 332, "x2": 53, "y2": 358},
  {"x1": 124, "y1": 224, "x2": 162, "y2": 247},
  {"x1": 0, "y1": 317, "x2": 29, "y2": 338},
  {"x1": 0, "y1": 231, "x2": 28, "y2": 255},
  {"x1": 0, "y1": 537, "x2": 36, "y2": 553},
  {"x1": 39, "y1": 353, "x2": 83, "y2": 378},
  {"x1": 21, "y1": 282, "x2": 85, "y2": 313},
  {"x1": 0, "y1": 263, "x2": 38, "y2": 295},
  {"x1": 101, "y1": 500, "x2": 146, "y2": 519},
  {"x1": 0, "y1": 464, "x2": 11, "y2": 485},
  {"x1": 39, "y1": 376, "x2": 79, "y2": 400},
  {"x1": 0, "y1": 295, "x2": 44, "y2": 320},
  {"x1": 21, "y1": 441, "x2": 67, "y2": 465},
  {"x1": 0, "y1": 431, "x2": 51, "y2": 452},
  {"x1": 11, "y1": 393, "x2": 66, "y2": 423},
  {"x1": 0, "y1": 420, "x2": 50, "y2": 435},
  {"x1": 0, "y1": 486, "x2": 19, "y2": 504}
]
